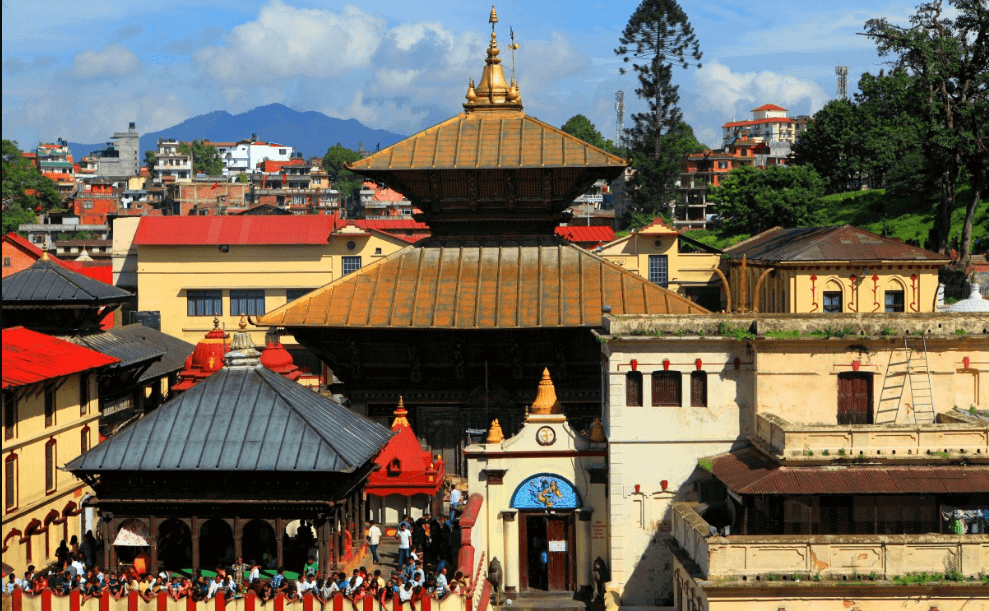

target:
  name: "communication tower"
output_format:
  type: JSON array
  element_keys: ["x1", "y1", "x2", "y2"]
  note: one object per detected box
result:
[
  {"x1": 835, "y1": 66, "x2": 849, "y2": 99},
  {"x1": 615, "y1": 91, "x2": 625, "y2": 149}
]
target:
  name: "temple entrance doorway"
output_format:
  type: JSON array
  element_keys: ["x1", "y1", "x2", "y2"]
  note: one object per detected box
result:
[
  {"x1": 519, "y1": 512, "x2": 574, "y2": 592},
  {"x1": 283, "y1": 520, "x2": 316, "y2": 572},
  {"x1": 157, "y1": 519, "x2": 191, "y2": 571}
]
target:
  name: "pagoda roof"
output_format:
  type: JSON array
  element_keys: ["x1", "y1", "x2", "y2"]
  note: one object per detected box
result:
[
  {"x1": 108, "y1": 324, "x2": 195, "y2": 384},
  {"x1": 366, "y1": 401, "x2": 444, "y2": 496},
  {"x1": 67, "y1": 362, "x2": 392, "y2": 473},
  {"x1": 347, "y1": 110, "x2": 626, "y2": 174},
  {"x1": 724, "y1": 225, "x2": 950, "y2": 263},
  {"x1": 56, "y1": 330, "x2": 165, "y2": 371},
  {"x1": 258, "y1": 235, "x2": 709, "y2": 330},
  {"x1": 2, "y1": 257, "x2": 132, "y2": 306}
]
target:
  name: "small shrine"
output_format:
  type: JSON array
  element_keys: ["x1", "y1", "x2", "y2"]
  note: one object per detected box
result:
[
  {"x1": 465, "y1": 369, "x2": 608, "y2": 596},
  {"x1": 365, "y1": 398, "x2": 445, "y2": 523},
  {"x1": 171, "y1": 318, "x2": 228, "y2": 391},
  {"x1": 260, "y1": 339, "x2": 303, "y2": 381}
]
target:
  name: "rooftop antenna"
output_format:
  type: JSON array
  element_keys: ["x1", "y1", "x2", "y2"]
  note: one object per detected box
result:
[
  {"x1": 835, "y1": 66, "x2": 849, "y2": 99},
  {"x1": 615, "y1": 91, "x2": 625, "y2": 149}
]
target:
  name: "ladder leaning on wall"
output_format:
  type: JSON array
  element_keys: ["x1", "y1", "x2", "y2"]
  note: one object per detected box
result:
[{"x1": 876, "y1": 336, "x2": 936, "y2": 424}]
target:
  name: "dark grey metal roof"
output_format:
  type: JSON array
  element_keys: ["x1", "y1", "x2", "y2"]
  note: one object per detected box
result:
[
  {"x1": 108, "y1": 324, "x2": 194, "y2": 383},
  {"x1": 1, "y1": 259, "x2": 132, "y2": 304},
  {"x1": 58, "y1": 331, "x2": 165, "y2": 370},
  {"x1": 66, "y1": 366, "x2": 393, "y2": 473},
  {"x1": 724, "y1": 225, "x2": 950, "y2": 263}
]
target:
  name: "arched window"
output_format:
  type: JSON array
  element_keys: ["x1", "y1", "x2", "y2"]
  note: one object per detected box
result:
[
  {"x1": 81, "y1": 426, "x2": 90, "y2": 454},
  {"x1": 626, "y1": 372, "x2": 643, "y2": 407},
  {"x1": 44, "y1": 387, "x2": 55, "y2": 427},
  {"x1": 45, "y1": 439, "x2": 57, "y2": 493},
  {"x1": 4, "y1": 453, "x2": 16, "y2": 511}
]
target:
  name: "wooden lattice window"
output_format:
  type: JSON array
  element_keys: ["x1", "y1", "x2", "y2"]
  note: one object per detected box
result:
[
  {"x1": 690, "y1": 372, "x2": 708, "y2": 407},
  {"x1": 651, "y1": 372, "x2": 681, "y2": 407},
  {"x1": 626, "y1": 372, "x2": 643, "y2": 407}
]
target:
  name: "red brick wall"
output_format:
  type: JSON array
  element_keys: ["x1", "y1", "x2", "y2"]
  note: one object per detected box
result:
[{"x1": 2, "y1": 241, "x2": 39, "y2": 278}]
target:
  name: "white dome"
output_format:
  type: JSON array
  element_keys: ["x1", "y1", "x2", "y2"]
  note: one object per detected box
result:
[{"x1": 942, "y1": 283, "x2": 989, "y2": 313}]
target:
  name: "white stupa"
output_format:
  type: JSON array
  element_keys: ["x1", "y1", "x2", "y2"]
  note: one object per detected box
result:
[{"x1": 941, "y1": 283, "x2": 989, "y2": 313}]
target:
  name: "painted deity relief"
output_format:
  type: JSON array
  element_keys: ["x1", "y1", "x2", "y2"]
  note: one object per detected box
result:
[{"x1": 510, "y1": 473, "x2": 580, "y2": 509}]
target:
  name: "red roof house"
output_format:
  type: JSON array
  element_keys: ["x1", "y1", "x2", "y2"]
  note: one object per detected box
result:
[{"x1": 2, "y1": 326, "x2": 120, "y2": 389}]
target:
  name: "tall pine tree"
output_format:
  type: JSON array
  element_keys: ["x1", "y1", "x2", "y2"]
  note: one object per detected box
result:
[{"x1": 615, "y1": 0, "x2": 702, "y2": 226}]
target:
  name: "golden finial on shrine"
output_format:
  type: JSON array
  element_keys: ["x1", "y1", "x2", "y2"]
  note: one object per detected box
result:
[
  {"x1": 588, "y1": 418, "x2": 606, "y2": 443},
  {"x1": 238, "y1": 314, "x2": 248, "y2": 329},
  {"x1": 489, "y1": 5, "x2": 498, "y2": 27},
  {"x1": 391, "y1": 396, "x2": 411, "y2": 430},
  {"x1": 530, "y1": 368, "x2": 563, "y2": 415},
  {"x1": 487, "y1": 418, "x2": 504, "y2": 443}
]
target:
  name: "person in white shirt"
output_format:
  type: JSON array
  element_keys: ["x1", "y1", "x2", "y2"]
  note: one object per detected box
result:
[
  {"x1": 395, "y1": 523, "x2": 412, "y2": 568},
  {"x1": 345, "y1": 570, "x2": 363, "y2": 596},
  {"x1": 206, "y1": 576, "x2": 224, "y2": 600},
  {"x1": 432, "y1": 568, "x2": 448, "y2": 599},
  {"x1": 248, "y1": 563, "x2": 260, "y2": 584},
  {"x1": 366, "y1": 521, "x2": 382, "y2": 565},
  {"x1": 449, "y1": 487, "x2": 462, "y2": 520}
]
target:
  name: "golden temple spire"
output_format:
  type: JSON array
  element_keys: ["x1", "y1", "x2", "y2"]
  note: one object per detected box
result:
[
  {"x1": 529, "y1": 368, "x2": 563, "y2": 417},
  {"x1": 486, "y1": 418, "x2": 504, "y2": 443},
  {"x1": 391, "y1": 396, "x2": 411, "y2": 430},
  {"x1": 464, "y1": 5, "x2": 523, "y2": 112}
]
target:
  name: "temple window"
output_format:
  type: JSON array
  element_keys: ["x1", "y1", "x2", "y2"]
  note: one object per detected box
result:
[
  {"x1": 45, "y1": 439, "x2": 57, "y2": 493},
  {"x1": 626, "y1": 372, "x2": 643, "y2": 407},
  {"x1": 44, "y1": 387, "x2": 55, "y2": 427},
  {"x1": 231, "y1": 290, "x2": 266, "y2": 316},
  {"x1": 885, "y1": 290, "x2": 904, "y2": 313},
  {"x1": 652, "y1": 372, "x2": 681, "y2": 407},
  {"x1": 187, "y1": 290, "x2": 223, "y2": 316},
  {"x1": 690, "y1": 372, "x2": 708, "y2": 407},
  {"x1": 343, "y1": 256, "x2": 362, "y2": 276},
  {"x1": 3, "y1": 391, "x2": 14, "y2": 440},
  {"x1": 648, "y1": 255, "x2": 668, "y2": 287},
  {"x1": 823, "y1": 291, "x2": 842, "y2": 313},
  {"x1": 4, "y1": 453, "x2": 16, "y2": 510}
]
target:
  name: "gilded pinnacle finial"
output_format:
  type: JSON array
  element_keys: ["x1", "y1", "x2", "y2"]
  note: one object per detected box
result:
[
  {"x1": 212, "y1": 316, "x2": 220, "y2": 329},
  {"x1": 464, "y1": 6, "x2": 522, "y2": 112},
  {"x1": 530, "y1": 368, "x2": 563, "y2": 416},
  {"x1": 487, "y1": 418, "x2": 504, "y2": 443},
  {"x1": 238, "y1": 314, "x2": 247, "y2": 330},
  {"x1": 489, "y1": 5, "x2": 498, "y2": 26},
  {"x1": 41, "y1": 251, "x2": 50, "y2": 261},
  {"x1": 391, "y1": 396, "x2": 411, "y2": 429}
]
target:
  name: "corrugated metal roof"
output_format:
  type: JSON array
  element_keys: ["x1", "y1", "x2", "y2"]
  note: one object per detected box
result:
[
  {"x1": 725, "y1": 226, "x2": 950, "y2": 263},
  {"x1": 347, "y1": 111, "x2": 627, "y2": 173},
  {"x1": 2, "y1": 327, "x2": 120, "y2": 389},
  {"x1": 2, "y1": 259, "x2": 132, "y2": 304},
  {"x1": 258, "y1": 236, "x2": 708, "y2": 329},
  {"x1": 108, "y1": 324, "x2": 195, "y2": 383},
  {"x1": 66, "y1": 365, "x2": 392, "y2": 473},
  {"x1": 58, "y1": 331, "x2": 165, "y2": 370},
  {"x1": 710, "y1": 447, "x2": 989, "y2": 495},
  {"x1": 134, "y1": 216, "x2": 334, "y2": 246}
]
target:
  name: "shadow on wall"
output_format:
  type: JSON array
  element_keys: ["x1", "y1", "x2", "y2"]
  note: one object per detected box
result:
[{"x1": 621, "y1": 532, "x2": 674, "y2": 606}]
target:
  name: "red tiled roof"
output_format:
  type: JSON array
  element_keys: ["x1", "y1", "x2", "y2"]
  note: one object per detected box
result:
[
  {"x1": 259, "y1": 159, "x2": 306, "y2": 173},
  {"x1": 555, "y1": 225, "x2": 615, "y2": 244},
  {"x1": 41, "y1": 172, "x2": 74, "y2": 182},
  {"x1": 22, "y1": 152, "x2": 37, "y2": 159},
  {"x1": 3, "y1": 233, "x2": 74, "y2": 270},
  {"x1": 134, "y1": 216, "x2": 336, "y2": 246},
  {"x1": 363, "y1": 182, "x2": 406, "y2": 203},
  {"x1": 2, "y1": 326, "x2": 120, "y2": 389},
  {"x1": 752, "y1": 104, "x2": 788, "y2": 112},
  {"x1": 723, "y1": 117, "x2": 793, "y2": 128},
  {"x1": 352, "y1": 219, "x2": 429, "y2": 231}
]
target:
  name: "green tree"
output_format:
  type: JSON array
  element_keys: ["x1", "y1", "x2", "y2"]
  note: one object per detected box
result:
[
  {"x1": 2, "y1": 204, "x2": 37, "y2": 234},
  {"x1": 865, "y1": 0, "x2": 989, "y2": 262},
  {"x1": 2, "y1": 139, "x2": 61, "y2": 217},
  {"x1": 792, "y1": 99, "x2": 863, "y2": 193},
  {"x1": 323, "y1": 145, "x2": 364, "y2": 208},
  {"x1": 615, "y1": 0, "x2": 702, "y2": 224},
  {"x1": 177, "y1": 140, "x2": 224, "y2": 176},
  {"x1": 710, "y1": 165, "x2": 826, "y2": 237},
  {"x1": 144, "y1": 150, "x2": 157, "y2": 174}
]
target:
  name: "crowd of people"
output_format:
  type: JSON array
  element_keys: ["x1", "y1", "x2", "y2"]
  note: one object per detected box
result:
[{"x1": 4, "y1": 514, "x2": 469, "y2": 609}]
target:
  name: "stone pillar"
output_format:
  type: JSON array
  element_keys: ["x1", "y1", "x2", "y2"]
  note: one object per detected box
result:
[
  {"x1": 500, "y1": 511, "x2": 517, "y2": 599},
  {"x1": 234, "y1": 517, "x2": 243, "y2": 564},
  {"x1": 148, "y1": 516, "x2": 159, "y2": 572},
  {"x1": 107, "y1": 517, "x2": 120, "y2": 571},
  {"x1": 357, "y1": 494, "x2": 366, "y2": 543},
  {"x1": 577, "y1": 510, "x2": 593, "y2": 589}
]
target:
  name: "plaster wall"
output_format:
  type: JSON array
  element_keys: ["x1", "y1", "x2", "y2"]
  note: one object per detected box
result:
[
  {"x1": 2, "y1": 373, "x2": 97, "y2": 570},
  {"x1": 465, "y1": 418, "x2": 607, "y2": 594},
  {"x1": 598, "y1": 233, "x2": 721, "y2": 297},
  {"x1": 136, "y1": 235, "x2": 406, "y2": 346}
]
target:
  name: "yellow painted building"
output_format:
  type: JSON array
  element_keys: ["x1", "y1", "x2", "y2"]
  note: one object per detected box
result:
[
  {"x1": 2, "y1": 327, "x2": 120, "y2": 572},
  {"x1": 133, "y1": 216, "x2": 411, "y2": 349},
  {"x1": 598, "y1": 218, "x2": 724, "y2": 311},
  {"x1": 724, "y1": 225, "x2": 950, "y2": 313}
]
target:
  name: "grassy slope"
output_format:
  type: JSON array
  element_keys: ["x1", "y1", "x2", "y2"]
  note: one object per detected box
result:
[{"x1": 684, "y1": 187, "x2": 988, "y2": 251}]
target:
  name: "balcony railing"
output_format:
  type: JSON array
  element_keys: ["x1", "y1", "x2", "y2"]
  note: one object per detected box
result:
[
  {"x1": 754, "y1": 412, "x2": 989, "y2": 460},
  {"x1": 671, "y1": 502, "x2": 989, "y2": 580}
]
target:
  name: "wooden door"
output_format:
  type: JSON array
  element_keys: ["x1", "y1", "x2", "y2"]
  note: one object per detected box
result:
[
  {"x1": 838, "y1": 373, "x2": 873, "y2": 424},
  {"x1": 546, "y1": 516, "x2": 567, "y2": 591}
]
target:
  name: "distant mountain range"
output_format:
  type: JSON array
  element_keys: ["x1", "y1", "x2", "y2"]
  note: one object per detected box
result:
[{"x1": 67, "y1": 103, "x2": 407, "y2": 161}]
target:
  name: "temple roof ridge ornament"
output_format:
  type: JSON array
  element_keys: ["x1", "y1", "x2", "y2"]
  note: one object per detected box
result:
[
  {"x1": 391, "y1": 396, "x2": 412, "y2": 430},
  {"x1": 464, "y1": 5, "x2": 523, "y2": 112},
  {"x1": 528, "y1": 367, "x2": 565, "y2": 422}
]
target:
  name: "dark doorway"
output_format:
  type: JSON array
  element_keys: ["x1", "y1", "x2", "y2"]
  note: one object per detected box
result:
[
  {"x1": 518, "y1": 513, "x2": 574, "y2": 592},
  {"x1": 242, "y1": 520, "x2": 277, "y2": 570},
  {"x1": 199, "y1": 519, "x2": 234, "y2": 570},
  {"x1": 157, "y1": 519, "x2": 191, "y2": 571},
  {"x1": 838, "y1": 373, "x2": 873, "y2": 424},
  {"x1": 282, "y1": 521, "x2": 316, "y2": 574}
]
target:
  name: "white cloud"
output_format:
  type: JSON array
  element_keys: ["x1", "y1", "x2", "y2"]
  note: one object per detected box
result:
[
  {"x1": 72, "y1": 44, "x2": 142, "y2": 79},
  {"x1": 692, "y1": 60, "x2": 829, "y2": 121},
  {"x1": 193, "y1": 1, "x2": 386, "y2": 84}
]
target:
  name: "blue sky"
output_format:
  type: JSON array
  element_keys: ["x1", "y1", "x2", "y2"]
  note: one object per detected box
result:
[{"x1": 1, "y1": 0, "x2": 920, "y2": 151}]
